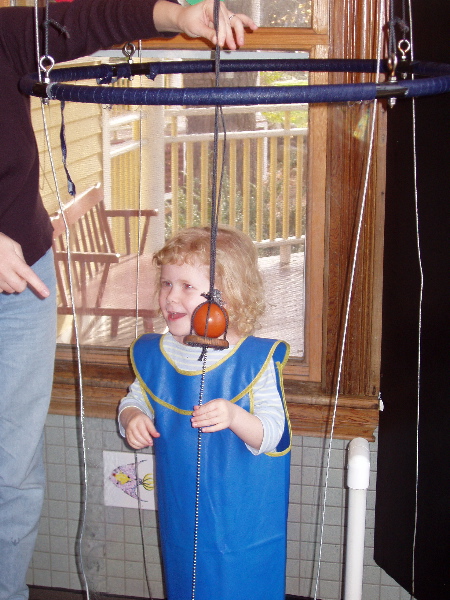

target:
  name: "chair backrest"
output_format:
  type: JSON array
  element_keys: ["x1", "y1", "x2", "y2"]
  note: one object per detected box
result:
[
  {"x1": 51, "y1": 183, "x2": 115, "y2": 256},
  {"x1": 50, "y1": 184, "x2": 159, "y2": 316},
  {"x1": 51, "y1": 184, "x2": 117, "y2": 311}
]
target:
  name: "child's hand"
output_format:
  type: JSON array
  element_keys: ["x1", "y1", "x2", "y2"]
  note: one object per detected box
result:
[
  {"x1": 192, "y1": 398, "x2": 264, "y2": 450},
  {"x1": 191, "y1": 398, "x2": 237, "y2": 432},
  {"x1": 121, "y1": 407, "x2": 160, "y2": 449}
]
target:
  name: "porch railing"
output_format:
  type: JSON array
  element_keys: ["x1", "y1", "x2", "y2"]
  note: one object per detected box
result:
[{"x1": 108, "y1": 103, "x2": 308, "y2": 261}]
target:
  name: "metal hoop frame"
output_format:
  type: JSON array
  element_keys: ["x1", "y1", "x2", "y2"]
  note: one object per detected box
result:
[{"x1": 20, "y1": 58, "x2": 450, "y2": 105}]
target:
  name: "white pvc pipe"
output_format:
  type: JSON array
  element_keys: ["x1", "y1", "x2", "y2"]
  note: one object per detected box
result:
[{"x1": 344, "y1": 438, "x2": 370, "y2": 600}]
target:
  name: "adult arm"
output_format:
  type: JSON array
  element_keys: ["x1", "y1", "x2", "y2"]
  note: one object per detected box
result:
[{"x1": 0, "y1": 0, "x2": 256, "y2": 76}]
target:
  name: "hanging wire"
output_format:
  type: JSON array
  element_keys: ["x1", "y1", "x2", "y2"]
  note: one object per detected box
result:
[
  {"x1": 312, "y1": 1, "x2": 385, "y2": 597},
  {"x1": 33, "y1": 0, "x2": 42, "y2": 84},
  {"x1": 134, "y1": 449, "x2": 154, "y2": 600},
  {"x1": 208, "y1": 0, "x2": 227, "y2": 299},
  {"x1": 40, "y1": 57, "x2": 93, "y2": 600},
  {"x1": 132, "y1": 38, "x2": 155, "y2": 600},
  {"x1": 404, "y1": 1, "x2": 422, "y2": 596},
  {"x1": 191, "y1": 2, "x2": 227, "y2": 596},
  {"x1": 388, "y1": 0, "x2": 410, "y2": 58},
  {"x1": 191, "y1": 354, "x2": 208, "y2": 600},
  {"x1": 34, "y1": 1, "x2": 92, "y2": 597},
  {"x1": 40, "y1": 104, "x2": 91, "y2": 600},
  {"x1": 129, "y1": 40, "x2": 144, "y2": 341},
  {"x1": 388, "y1": 2, "x2": 422, "y2": 595},
  {"x1": 410, "y1": 91, "x2": 421, "y2": 600}
]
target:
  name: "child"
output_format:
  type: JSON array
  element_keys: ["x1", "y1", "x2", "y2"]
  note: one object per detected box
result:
[{"x1": 118, "y1": 226, "x2": 291, "y2": 600}]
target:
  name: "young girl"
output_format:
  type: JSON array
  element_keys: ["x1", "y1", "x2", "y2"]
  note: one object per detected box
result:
[{"x1": 119, "y1": 226, "x2": 291, "y2": 600}]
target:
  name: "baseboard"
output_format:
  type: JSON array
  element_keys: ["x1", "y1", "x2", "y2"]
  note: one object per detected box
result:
[
  {"x1": 29, "y1": 585, "x2": 315, "y2": 600},
  {"x1": 29, "y1": 587, "x2": 158, "y2": 600}
]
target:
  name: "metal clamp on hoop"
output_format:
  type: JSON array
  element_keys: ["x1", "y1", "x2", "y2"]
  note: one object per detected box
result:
[{"x1": 39, "y1": 55, "x2": 55, "y2": 104}]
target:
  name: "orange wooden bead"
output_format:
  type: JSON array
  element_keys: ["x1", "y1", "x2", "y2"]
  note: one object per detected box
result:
[{"x1": 192, "y1": 302, "x2": 227, "y2": 338}]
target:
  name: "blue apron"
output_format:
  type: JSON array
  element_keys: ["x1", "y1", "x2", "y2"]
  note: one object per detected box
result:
[{"x1": 131, "y1": 334, "x2": 291, "y2": 600}]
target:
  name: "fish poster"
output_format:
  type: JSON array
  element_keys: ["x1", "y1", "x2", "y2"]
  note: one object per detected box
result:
[{"x1": 103, "y1": 450, "x2": 156, "y2": 510}]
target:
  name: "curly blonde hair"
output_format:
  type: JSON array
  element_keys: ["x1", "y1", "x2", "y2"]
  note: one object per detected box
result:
[{"x1": 153, "y1": 226, "x2": 265, "y2": 337}]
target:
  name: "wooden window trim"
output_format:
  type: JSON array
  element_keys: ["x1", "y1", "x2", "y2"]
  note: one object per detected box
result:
[
  {"x1": 128, "y1": 28, "x2": 328, "y2": 52},
  {"x1": 51, "y1": 344, "x2": 379, "y2": 441},
  {"x1": 50, "y1": 1, "x2": 385, "y2": 441}
]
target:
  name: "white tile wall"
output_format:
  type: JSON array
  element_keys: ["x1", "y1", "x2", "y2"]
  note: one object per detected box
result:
[{"x1": 27, "y1": 414, "x2": 411, "y2": 600}]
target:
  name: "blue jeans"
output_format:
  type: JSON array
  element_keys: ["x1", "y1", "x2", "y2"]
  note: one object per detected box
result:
[{"x1": 0, "y1": 249, "x2": 57, "y2": 600}]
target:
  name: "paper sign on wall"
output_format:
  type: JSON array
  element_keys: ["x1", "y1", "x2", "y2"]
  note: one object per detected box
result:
[{"x1": 103, "y1": 450, "x2": 156, "y2": 510}]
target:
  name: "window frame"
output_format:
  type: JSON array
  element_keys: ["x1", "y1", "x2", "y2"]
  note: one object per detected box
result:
[{"x1": 50, "y1": 0, "x2": 385, "y2": 440}]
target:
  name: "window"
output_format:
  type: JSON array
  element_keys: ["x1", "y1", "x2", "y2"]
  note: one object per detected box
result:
[{"x1": 31, "y1": 0, "x2": 384, "y2": 439}]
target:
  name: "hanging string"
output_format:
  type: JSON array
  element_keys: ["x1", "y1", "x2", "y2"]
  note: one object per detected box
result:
[
  {"x1": 59, "y1": 101, "x2": 76, "y2": 196},
  {"x1": 191, "y1": 354, "x2": 208, "y2": 600},
  {"x1": 388, "y1": 0, "x2": 409, "y2": 57},
  {"x1": 39, "y1": 62, "x2": 94, "y2": 600},
  {"x1": 134, "y1": 40, "x2": 144, "y2": 341},
  {"x1": 404, "y1": 1, "x2": 422, "y2": 596},
  {"x1": 35, "y1": 2, "x2": 92, "y2": 597},
  {"x1": 33, "y1": 0, "x2": 42, "y2": 84},
  {"x1": 38, "y1": 102, "x2": 90, "y2": 600},
  {"x1": 191, "y1": 2, "x2": 226, "y2": 596},
  {"x1": 410, "y1": 93, "x2": 421, "y2": 600},
  {"x1": 313, "y1": 1, "x2": 385, "y2": 597},
  {"x1": 132, "y1": 38, "x2": 155, "y2": 600},
  {"x1": 40, "y1": 0, "x2": 70, "y2": 79},
  {"x1": 208, "y1": 0, "x2": 227, "y2": 300},
  {"x1": 134, "y1": 450, "x2": 154, "y2": 600},
  {"x1": 388, "y1": 2, "x2": 422, "y2": 594}
]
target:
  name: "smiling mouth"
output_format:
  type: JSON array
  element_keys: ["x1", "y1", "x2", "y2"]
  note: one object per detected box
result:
[{"x1": 167, "y1": 311, "x2": 186, "y2": 321}]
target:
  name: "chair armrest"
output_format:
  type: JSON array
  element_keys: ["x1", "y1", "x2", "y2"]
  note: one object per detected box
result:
[
  {"x1": 54, "y1": 251, "x2": 121, "y2": 264},
  {"x1": 104, "y1": 209, "x2": 159, "y2": 218}
]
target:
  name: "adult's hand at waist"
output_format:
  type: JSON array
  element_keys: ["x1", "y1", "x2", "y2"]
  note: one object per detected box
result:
[{"x1": 0, "y1": 232, "x2": 50, "y2": 297}]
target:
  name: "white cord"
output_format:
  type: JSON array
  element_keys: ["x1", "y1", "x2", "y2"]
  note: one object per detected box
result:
[
  {"x1": 135, "y1": 39, "x2": 144, "y2": 340},
  {"x1": 313, "y1": 2, "x2": 385, "y2": 597},
  {"x1": 34, "y1": 2, "x2": 91, "y2": 596},
  {"x1": 132, "y1": 38, "x2": 155, "y2": 600},
  {"x1": 406, "y1": 2, "x2": 422, "y2": 597},
  {"x1": 40, "y1": 101, "x2": 91, "y2": 600}
]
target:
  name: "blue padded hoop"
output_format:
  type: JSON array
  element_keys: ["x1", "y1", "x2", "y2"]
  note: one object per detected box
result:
[{"x1": 20, "y1": 58, "x2": 450, "y2": 105}]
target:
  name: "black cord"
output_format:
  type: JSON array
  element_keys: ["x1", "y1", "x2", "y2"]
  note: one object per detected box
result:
[
  {"x1": 209, "y1": 0, "x2": 227, "y2": 298},
  {"x1": 388, "y1": 0, "x2": 410, "y2": 57},
  {"x1": 191, "y1": 6, "x2": 228, "y2": 598}
]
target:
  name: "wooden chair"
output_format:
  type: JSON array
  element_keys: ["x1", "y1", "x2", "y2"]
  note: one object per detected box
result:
[{"x1": 51, "y1": 184, "x2": 159, "y2": 342}]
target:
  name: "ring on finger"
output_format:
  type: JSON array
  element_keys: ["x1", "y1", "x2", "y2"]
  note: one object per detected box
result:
[{"x1": 229, "y1": 14, "x2": 236, "y2": 20}]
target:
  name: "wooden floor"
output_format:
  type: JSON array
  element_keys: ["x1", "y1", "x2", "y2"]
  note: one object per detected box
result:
[{"x1": 57, "y1": 253, "x2": 305, "y2": 358}]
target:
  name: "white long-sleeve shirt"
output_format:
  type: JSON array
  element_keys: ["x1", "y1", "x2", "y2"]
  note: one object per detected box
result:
[{"x1": 118, "y1": 334, "x2": 286, "y2": 455}]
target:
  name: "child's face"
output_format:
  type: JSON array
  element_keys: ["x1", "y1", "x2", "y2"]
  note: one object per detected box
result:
[{"x1": 159, "y1": 261, "x2": 210, "y2": 343}]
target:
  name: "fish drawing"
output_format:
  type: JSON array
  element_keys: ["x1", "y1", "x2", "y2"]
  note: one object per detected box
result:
[{"x1": 109, "y1": 460, "x2": 154, "y2": 501}]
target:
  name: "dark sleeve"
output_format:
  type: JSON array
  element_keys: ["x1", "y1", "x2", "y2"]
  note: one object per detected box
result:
[{"x1": 0, "y1": 0, "x2": 177, "y2": 76}]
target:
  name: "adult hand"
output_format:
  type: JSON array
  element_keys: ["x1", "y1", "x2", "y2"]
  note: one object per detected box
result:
[
  {"x1": 0, "y1": 232, "x2": 50, "y2": 297},
  {"x1": 153, "y1": 0, "x2": 258, "y2": 50}
]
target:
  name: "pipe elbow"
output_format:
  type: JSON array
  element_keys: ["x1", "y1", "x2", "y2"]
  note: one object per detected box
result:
[{"x1": 347, "y1": 437, "x2": 370, "y2": 490}]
